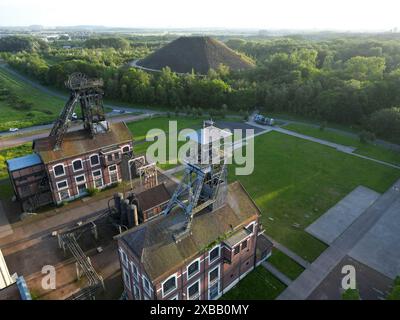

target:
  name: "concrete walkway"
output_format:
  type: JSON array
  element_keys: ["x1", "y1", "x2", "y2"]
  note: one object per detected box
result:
[
  {"x1": 277, "y1": 178, "x2": 400, "y2": 300},
  {"x1": 262, "y1": 261, "x2": 292, "y2": 286},
  {"x1": 0, "y1": 200, "x2": 13, "y2": 239},
  {"x1": 246, "y1": 120, "x2": 400, "y2": 170}
]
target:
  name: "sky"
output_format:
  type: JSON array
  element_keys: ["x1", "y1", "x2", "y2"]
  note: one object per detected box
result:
[{"x1": 0, "y1": 0, "x2": 399, "y2": 31}]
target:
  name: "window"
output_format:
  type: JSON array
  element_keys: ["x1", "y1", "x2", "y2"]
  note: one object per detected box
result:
[
  {"x1": 234, "y1": 246, "x2": 240, "y2": 255},
  {"x1": 58, "y1": 190, "x2": 70, "y2": 201},
  {"x1": 187, "y1": 280, "x2": 200, "y2": 300},
  {"x1": 75, "y1": 174, "x2": 85, "y2": 183},
  {"x1": 209, "y1": 266, "x2": 219, "y2": 284},
  {"x1": 109, "y1": 165, "x2": 118, "y2": 183},
  {"x1": 170, "y1": 294, "x2": 179, "y2": 300},
  {"x1": 122, "y1": 268, "x2": 131, "y2": 291},
  {"x1": 77, "y1": 183, "x2": 87, "y2": 195},
  {"x1": 208, "y1": 265, "x2": 220, "y2": 300},
  {"x1": 122, "y1": 146, "x2": 130, "y2": 153},
  {"x1": 162, "y1": 274, "x2": 177, "y2": 297},
  {"x1": 92, "y1": 169, "x2": 103, "y2": 188},
  {"x1": 90, "y1": 154, "x2": 99, "y2": 166},
  {"x1": 114, "y1": 152, "x2": 120, "y2": 160},
  {"x1": 72, "y1": 159, "x2": 83, "y2": 172},
  {"x1": 93, "y1": 170, "x2": 102, "y2": 177},
  {"x1": 107, "y1": 154, "x2": 113, "y2": 162},
  {"x1": 53, "y1": 164, "x2": 65, "y2": 177},
  {"x1": 209, "y1": 245, "x2": 220, "y2": 264},
  {"x1": 246, "y1": 222, "x2": 255, "y2": 234},
  {"x1": 187, "y1": 259, "x2": 200, "y2": 280},
  {"x1": 242, "y1": 239, "x2": 248, "y2": 250},
  {"x1": 143, "y1": 277, "x2": 151, "y2": 296},
  {"x1": 56, "y1": 180, "x2": 68, "y2": 190}
]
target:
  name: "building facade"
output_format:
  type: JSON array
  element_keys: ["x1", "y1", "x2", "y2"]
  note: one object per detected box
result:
[
  {"x1": 7, "y1": 122, "x2": 134, "y2": 210},
  {"x1": 116, "y1": 181, "x2": 272, "y2": 300}
]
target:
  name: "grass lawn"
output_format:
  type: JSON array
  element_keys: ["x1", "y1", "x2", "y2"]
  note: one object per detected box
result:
[
  {"x1": 0, "y1": 143, "x2": 32, "y2": 179},
  {"x1": 229, "y1": 131, "x2": 400, "y2": 262},
  {"x1": 128, "y1": 116, "x2": 207, "y2": 169},
  {"x1": 0, "y1": 68, "x2": 65, "y2": 131},
  {"x1": 220, "y1": 266, "x2": 286, "y2": 300},
  {"x1": 284, "y1": 123, "x2": 400, "y2": 166},
  {"x1": 267, "y1": 248, "x2": 305, "y2": 280}
]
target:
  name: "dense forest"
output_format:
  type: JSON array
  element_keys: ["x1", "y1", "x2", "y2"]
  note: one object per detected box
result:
[{"x1": 0, "y1": 35, "x2": 399, "y2": 143}]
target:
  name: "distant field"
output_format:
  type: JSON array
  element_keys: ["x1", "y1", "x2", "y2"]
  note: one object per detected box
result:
[
  {"x1": 220, "y1": 266, "x2": 286, "y2": 300},
  {"x1": 229, "y1": 131, "x2": 400, "y2": 262},
  {"x1": 284, "y1": 123, "x2": 400, "y2": 166},
  {"x1": 0, "y1": 68, "x2": 64, "y2": 131}
]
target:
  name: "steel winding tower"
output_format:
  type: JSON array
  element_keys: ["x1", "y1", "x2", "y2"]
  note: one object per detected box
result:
[
  {"x1": 50, "y1": 73, "x2": 106, "y2": 150},
  {"x1": 163, "y1": 121, "x2": 231, "y2": 242}
]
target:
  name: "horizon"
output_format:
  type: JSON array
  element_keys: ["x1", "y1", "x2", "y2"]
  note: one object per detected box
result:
[{"x1": 0, "y1": 0, "x2": 399, "y2": 32}]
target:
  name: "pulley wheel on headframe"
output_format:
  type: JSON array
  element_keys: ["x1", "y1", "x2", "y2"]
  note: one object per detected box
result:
[{"x1": 65, "y1": 72, "x2": 88, "y2": 90}]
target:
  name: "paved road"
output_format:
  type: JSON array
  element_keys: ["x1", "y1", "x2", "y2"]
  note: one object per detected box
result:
[
  {"x1": 277, "y1": 178, "x2": 400, "y2": 300},
  {"x1": 0, "y1": 113, "x2": 157, "y2": 149}
]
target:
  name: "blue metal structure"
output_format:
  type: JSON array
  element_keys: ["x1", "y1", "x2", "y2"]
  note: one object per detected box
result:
[{"x1": 6, "y1": 153, "x2": 42, "y2": 172}]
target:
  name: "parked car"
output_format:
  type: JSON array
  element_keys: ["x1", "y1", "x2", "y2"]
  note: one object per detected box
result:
[
  {"x1": 254, "y1": 114, "x2": 275, "y2": 126},
  {"x1": 9, "y1": 127, "x2": 19, "y2": 132}
]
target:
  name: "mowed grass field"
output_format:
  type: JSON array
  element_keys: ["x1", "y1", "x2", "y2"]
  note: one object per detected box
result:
[
  {"x1": 0, "y1": 68, "x2": 64, "y2": 131},
  {"x1": 284, "y1": 123, "x2": 400, "y2": 166},
  {"x1": 220, "y1": 266, "x2": 286, "y2": 300},
  {"x1": 228, "y1": 131, "x2": 400, "y2": 262},
  {"x1": 267, "y1": 248, "x2": 304, "y2": 280},
  {"x1": 128, "y1": 116, "x2": 206, "y2": 169}
]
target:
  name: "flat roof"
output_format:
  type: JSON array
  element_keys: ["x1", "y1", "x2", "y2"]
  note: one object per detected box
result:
[
  {"x1": 6, "y1": 153, "x2": 42, "y2": 172},
  {"x1": 187, "y1": 125, "x2": 232, "y2": 145}
]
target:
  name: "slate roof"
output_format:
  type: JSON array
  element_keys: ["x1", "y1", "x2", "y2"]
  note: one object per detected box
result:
[
  {"x1": 119, "y1": 181, "x2": 260, "y2": 281},
  {"x1": 135, "y1": 183, "x2": 170, "y2": 212},
  {"x1": 33, "y1": 122, "x2": 132, "y2": 164}
]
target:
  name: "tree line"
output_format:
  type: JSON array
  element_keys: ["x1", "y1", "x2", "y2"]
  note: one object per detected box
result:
[{"x1": 1, "y1": 35, "x2": 400, "y2": 143}]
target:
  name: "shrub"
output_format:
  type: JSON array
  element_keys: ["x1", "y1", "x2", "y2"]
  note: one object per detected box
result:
[
  {"x1": 86, "y1": 187, "x2": 99, "y2": 196},
  {"x1": 342, "y1": 288, "x2": 360, "y2": 300},
  {"x1": 359, "y1": 130, "x2": 376, "y2": 144},
  {"x1": 366, "y1": 107, "x2": 400, "y2": 143}
]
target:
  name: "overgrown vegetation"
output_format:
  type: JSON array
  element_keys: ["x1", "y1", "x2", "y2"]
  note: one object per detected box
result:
[{"x1": 0, "y1": 143, "x2": 32, "y2": 179}]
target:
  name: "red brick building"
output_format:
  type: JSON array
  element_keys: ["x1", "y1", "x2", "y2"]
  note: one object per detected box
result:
[
  {"x1": 32, "y1": 122, "x2": 133, "y2": 204},
  {"x1": 116, "y1": 181, "x2": 272, "y2": 300}
]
